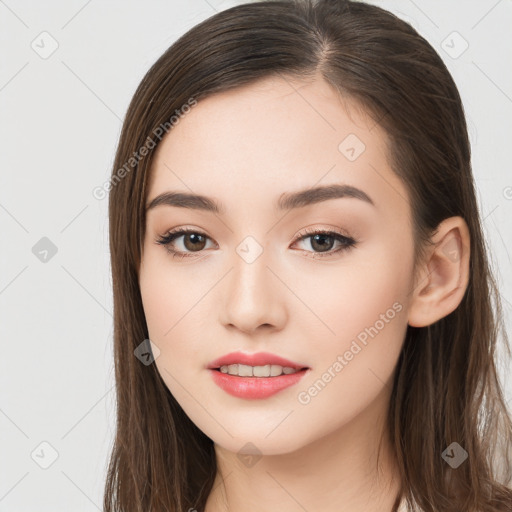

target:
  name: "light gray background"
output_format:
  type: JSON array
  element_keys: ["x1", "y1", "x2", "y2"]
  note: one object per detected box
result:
[{"x1": 1, "y1": 0, "x2": 511, "y2": 510}]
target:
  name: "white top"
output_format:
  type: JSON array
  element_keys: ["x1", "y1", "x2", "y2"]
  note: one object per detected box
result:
[{"x1": 397, "y1": 499, "x2": 407, "y2": 512}]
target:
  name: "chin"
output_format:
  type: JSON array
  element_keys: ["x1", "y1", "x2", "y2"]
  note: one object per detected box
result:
[{"x1": 209, "y1": 428, "x2": 308, "y2": 457}]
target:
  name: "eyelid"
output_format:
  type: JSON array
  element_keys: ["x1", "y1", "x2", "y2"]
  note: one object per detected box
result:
[{"x1": 292, "y1": 224, "x2": 353, "y2": 241}]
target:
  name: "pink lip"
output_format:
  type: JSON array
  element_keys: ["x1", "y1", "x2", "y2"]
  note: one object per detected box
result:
[
  {"x1": 206, "y1": 351, "x2": 308, "y2": 370},
  {"x1": 206, "y1": 351, "x2": 310, "y2": 399}
]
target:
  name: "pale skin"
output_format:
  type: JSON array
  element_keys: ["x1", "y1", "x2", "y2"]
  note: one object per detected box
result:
[{"x1": 138, "y1": 74, "x2": 470, "y2": 512}]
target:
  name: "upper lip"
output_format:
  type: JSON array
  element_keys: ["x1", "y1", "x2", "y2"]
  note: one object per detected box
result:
[{"x1": 207, "y1": 351, "x2": 309, "y2": 370}]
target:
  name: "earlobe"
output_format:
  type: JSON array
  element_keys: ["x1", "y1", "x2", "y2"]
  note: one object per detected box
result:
[{"x1": 407, "y1": 216, "x2": 471, "y2": 327}]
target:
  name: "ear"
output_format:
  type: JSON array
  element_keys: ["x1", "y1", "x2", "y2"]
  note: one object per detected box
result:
[{"x1": 408, "y1": 216, "x2": 471, "y2": 327}]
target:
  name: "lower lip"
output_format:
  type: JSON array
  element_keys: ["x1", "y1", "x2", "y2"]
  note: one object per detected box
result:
[{"x1": 208, "y1": 368, "x2": 309, "y2": 399}]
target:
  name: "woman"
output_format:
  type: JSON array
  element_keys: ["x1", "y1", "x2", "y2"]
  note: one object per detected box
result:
[{"x1": 104, "y1": 0, "x2": 512, "y2": 510}]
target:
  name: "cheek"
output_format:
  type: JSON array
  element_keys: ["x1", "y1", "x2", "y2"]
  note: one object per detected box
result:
[
  {"x1": 139, "y1": 261, "x2": 172, "y2": 340},
  {"x1": 290, "y1": 268, "x2": 409, "y2": 444},
  {"x1": 139, "y1": 251, "x2": 208, "y2": 339},
  {"x1": 293, "y1": 252, "x2": 410, "y2": 347},
  {"x1": 290, "y1": 239, "x2": 413, "y2": 404},
  {"x1": 139, "y1": 254, "x2": 215, "y2": 392}
]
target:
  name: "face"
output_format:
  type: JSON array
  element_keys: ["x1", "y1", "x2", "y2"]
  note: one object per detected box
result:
[{"x1": 139, "y1": 74, "x2": 416, "y2": 455}]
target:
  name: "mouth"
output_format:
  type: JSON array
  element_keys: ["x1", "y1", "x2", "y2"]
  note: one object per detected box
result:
[
  {"x1": 211, "y1": 364, "x2": 309, "y2": 377},
  {"x1": 206, "y1": 351, "x2": 310, "y2": 399}
]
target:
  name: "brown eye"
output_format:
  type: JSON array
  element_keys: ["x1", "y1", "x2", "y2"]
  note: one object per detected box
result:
[
  {"x1": 155, "y1": 228, "x2": 215, "y2": 259},
  {"x1": 182, "y1": 233, "x2": 207, "y2": 251},
  {"x1": 309, "y1": 233, "x2": 336, "y2": 252},
  {"x1": 292, "y1": 228, "x2": 357, "y2": 259}
]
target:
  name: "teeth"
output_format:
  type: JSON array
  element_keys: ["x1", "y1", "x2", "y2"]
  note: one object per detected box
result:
[{"x1": 219, "y1": 364, "x2": 300, "y2": 377}]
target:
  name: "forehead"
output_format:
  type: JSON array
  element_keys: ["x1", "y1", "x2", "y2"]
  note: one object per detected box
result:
[{"x1": 147, "y1": 74, "x2": 409, "y2": 218}]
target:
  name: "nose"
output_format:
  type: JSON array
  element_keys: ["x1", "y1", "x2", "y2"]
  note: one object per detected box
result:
[{"x1": 220, "y1": 247, "x2": 288, "y2": 335}]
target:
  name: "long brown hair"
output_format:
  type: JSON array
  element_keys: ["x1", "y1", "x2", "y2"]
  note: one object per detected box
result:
[{"x1": 104, "y1": 0, "x2": 512, "y2": 510}]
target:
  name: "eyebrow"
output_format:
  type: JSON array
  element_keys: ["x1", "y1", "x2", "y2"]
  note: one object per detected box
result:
[{"x1": 145, "y1": 184, "x2": 375, "y2": 214}]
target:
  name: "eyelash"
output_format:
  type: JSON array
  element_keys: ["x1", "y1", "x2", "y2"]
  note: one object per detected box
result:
[{"x1": 155, "y1": 226, "x2": 357, "y2": 261}]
